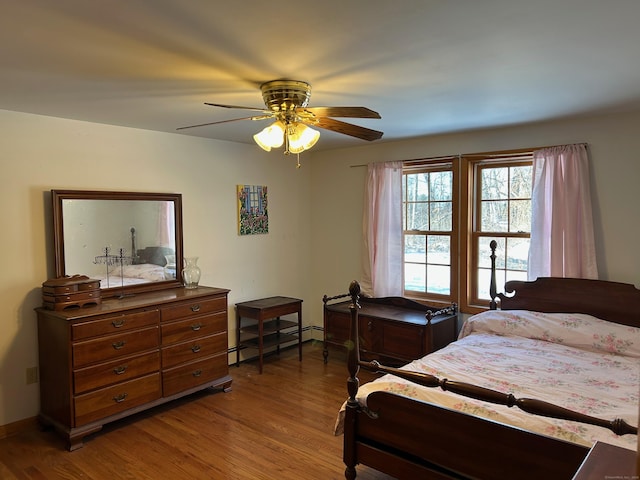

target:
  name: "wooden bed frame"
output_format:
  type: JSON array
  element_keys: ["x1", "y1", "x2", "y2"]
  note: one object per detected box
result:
[{"x1": 343, "y1": 248, "x2": 640, "y2": 479}]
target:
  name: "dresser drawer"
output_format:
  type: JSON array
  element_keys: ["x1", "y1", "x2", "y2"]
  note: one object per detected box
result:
[
  {"x1": 72, "y1": 309, "x2": 159, "y2": 341},
  {"x1": 74, "y1": 373, "x2": 161, "y2": 427},
  {"x1": 74, "y1": 351, "x2": 160, "y2": 394},
  {"x1": 160, "y1": 311, "x2": 226, "y2": 345},
  {"x1": 161, "y1": 296, "x2": 226, "y2": 322},
  {"x1": 73, "y1": 326, "x2": 159, "y2": 368},
  {"x1": 161, "y1": 332, "x2": 227, "y2": 369},
  {"x1": 162, "y1": 352, "x2": 228, "y2": 397}
]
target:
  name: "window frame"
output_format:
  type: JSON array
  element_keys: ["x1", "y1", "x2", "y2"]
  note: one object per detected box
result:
[
  {"x1": 401, "y1": 158, "x2": 459, "y2": 308},
  {"x1": 402, "y1": 150, "x2": 532, "y2": 314},
  {"x1": 468, "y1": 157, "x2": 533, "y2": 310}
]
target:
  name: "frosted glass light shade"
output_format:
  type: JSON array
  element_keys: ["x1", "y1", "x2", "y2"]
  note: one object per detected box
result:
[
  {"x1": 253, "y1": 120, "x2": 285, "y2": 151},
  {"x1": 287, "y1": 123, "x2": 320, "y2": 154}
]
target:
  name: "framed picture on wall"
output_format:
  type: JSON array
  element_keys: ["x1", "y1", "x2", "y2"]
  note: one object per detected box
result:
[{"x1": 237, "y1": 184, "x2": 268, "y2": 235}]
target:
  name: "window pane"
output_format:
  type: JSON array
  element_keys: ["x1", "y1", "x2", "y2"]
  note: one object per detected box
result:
[
  {"x1": 506, "y1": 270, "x2": 527, "y2": 284},
  {"x1": 405, "y1": 173, "x2": 428, "y2": 202},
  {"x1": 407, "y1": 203, "x2": 429, "y2": 230},
  {"x1": 429, "y1": 202, "x2": 452, "y2": 231},
  {"x1": 476, "y1": 236, "x2": 529, "y2": 300},
  {"x1": 405, "y1": 235, "x2": 426, "y2": 263},
  {"x1": 481, "y1": 200, "x2": 508, "y2": 231},
  {"x1": 506, "y1": 237, "x2": 530, "y2": 271},
  {"x1": 510, "y1": 166, "x2": 532, "y2": 199},
  {"x1": 477, "y1": 268, "x2": 490, "y2": 300},
  {"x1": 404, "y1": 263, "x2": 426, "y2": 291},
  {"x1": 509, "y1": 199, "x2": 531, "y2": 233},
  {"x1": 429, "y1": 171, "x2": 452, "y2": 201},
  {"x1": 477, "y1": 268, "x2": 505, "y2": 300},
  {"x1": 427, "y1": 235, "x2": 450, "y2": 265},
  {"x1": 478, "y1": 236, "x2": 505, "y2": 269},
  {"x1": 427, "y1": 265, "x2": 450, "y2": 294},
  {"x1": 481, "y1": 167, "x2": 508, "y2": 200}
]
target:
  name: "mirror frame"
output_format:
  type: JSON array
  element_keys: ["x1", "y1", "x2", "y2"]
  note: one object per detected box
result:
[{"x1": 52, "y1": 189, "x2": 184, "y2": 298}]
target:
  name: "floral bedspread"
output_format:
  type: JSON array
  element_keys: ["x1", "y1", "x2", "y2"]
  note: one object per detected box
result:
[
  {"x1": 95, "y1": 263, "x2": 167, "y2": 287},
  {"x1": 335, "y1": 310, "x2": 639, "y2": 451}
]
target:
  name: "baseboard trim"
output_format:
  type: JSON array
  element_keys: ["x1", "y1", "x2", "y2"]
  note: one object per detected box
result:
[
  {"x1": 226, "y1": 325, "x2": 322, "y2": 355},
  {"x1": 0, "y1": 416, "x2": 38, "y2": 440}
]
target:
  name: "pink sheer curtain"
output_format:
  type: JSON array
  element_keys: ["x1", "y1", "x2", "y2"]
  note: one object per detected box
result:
[
  {"x1": 158, "y1": 201, "x2": 175, "y2": 248},
  {"x1": 361, "y1": 161, "x2": 403, "y2": 297},
  {"x1": 528, "y1": 144, "x2": 598, "y2": 280}
]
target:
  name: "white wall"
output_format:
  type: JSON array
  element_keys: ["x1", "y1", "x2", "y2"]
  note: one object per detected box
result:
[
  {"x1": 309, "y1": 109, "x2": 640, "y2": 329},
  {"x1": 0, "y1": 109, "x2": 312, "y2": 426}
]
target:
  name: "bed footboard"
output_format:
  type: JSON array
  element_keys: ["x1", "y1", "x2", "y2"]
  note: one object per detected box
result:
[
  {"x1": 342, "y1": 279, "x2": 637, "y2": 480},
  {"x1": 350, "y1": 391, "x2": 589, "y2": 480},
  {"x1": 366, "y1": 361, "x2": 637, "y2": 437}
]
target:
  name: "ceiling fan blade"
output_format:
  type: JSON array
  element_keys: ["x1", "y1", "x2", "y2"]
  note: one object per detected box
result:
[
  {"x1": 303, "y1": 106, "x2": 381, "y2": 119},
  {"x1": 309, "y1": 117, "x2": 384, "y2": 141},
  {"x1": 176, "y1": 114, "x2": 272, "y2": 131},
  {"x1": 204, "y1": 102, "x2": 270, "y2": 114}
]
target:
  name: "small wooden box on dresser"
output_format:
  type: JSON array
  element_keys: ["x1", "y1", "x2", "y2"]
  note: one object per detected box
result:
[{"x1": 36, "y1": 286, "x2": 232, "y2": 451}]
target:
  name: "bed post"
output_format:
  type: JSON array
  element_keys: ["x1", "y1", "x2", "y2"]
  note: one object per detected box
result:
[
  {"x1": 130, "y1": 227, "x2": 139, "y2": 264},
  {"x1": 489, "y1": 239, "x2": 498, "y2": 310},
  {"x1": 344, "y1": 280, "x2": 361, "y2": 480}
]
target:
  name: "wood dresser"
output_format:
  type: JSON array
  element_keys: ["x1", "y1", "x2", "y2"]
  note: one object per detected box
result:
[
  {"x1": 322, "y1": 294, "x2": 457, "y2": 367},
  {"x1": 36, "y1": 286, "x2": 232, "y2": 450}
]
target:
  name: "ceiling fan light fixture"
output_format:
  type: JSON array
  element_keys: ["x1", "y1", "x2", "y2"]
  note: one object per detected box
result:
[
  {"x1": 179, "y1": 78, "x2": 382, "y2": 164},
  {"x1": 287, "y1": 123, "x2": 320, "y2": 154},
  {"x1": 253, "y1": 120, "x2": 285, "y2": 151},
  {"x1": 261, "y1": 80, "x2": 311, "y2": 111}
]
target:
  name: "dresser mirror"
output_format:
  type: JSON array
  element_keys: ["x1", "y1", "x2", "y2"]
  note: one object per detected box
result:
[{"x1": 52, "y1": 190, "x2": 184, "y2": 297}]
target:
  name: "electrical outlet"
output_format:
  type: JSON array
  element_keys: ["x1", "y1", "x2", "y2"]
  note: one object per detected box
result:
[{"x1": 26, "y1": 366, "x2": 39, "y2": 385}]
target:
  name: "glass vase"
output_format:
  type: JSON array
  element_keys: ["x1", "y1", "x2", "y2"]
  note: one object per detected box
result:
[
  {"x1": 163, "y1": 254, "x2": 176, "y2": 280},
  {"x1": 182, "y1": 256, "x2": 201, "y2": 289}
]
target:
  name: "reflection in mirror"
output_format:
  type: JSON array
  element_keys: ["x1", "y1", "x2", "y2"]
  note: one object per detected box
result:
[{"x1": 52, "y1": 190, "x2": 183, "y2": 297}]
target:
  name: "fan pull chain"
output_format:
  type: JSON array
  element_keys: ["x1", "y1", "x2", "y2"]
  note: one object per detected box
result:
[{"x1": 296, "y1": 153, "x2": 301, "y2": 168}]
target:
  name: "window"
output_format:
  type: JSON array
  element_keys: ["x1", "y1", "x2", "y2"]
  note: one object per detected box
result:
[
  {"x1": 402, "y1": 152, "x2": 532, "y2": 312},
  {"x1": 402, "y1": 161, "x2": 457, "y2": 301},
  {"x1": 473, "y1": 159, "x2": 532, "y2": 304}
]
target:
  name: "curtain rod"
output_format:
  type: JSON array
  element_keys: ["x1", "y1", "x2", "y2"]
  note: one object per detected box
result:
[
  {"x1": 349, "y1": 142, "x2": 588, "y2": 168},
  {"x1": 350, "y1": 154, "x2": 457, "y2": 168}
]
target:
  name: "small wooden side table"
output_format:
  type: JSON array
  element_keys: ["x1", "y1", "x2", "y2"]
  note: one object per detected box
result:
[
  {"x1": 235, "y1": 296, "x2": 303, "y2": 373},
  {"x1": 571, "y1": 441, "x2": 637, "y2": 480}
]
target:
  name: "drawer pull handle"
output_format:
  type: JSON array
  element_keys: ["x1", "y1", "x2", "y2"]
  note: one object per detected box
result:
[
  {"x1": 368, "y1": 321, "x2": 373, "y2": 332},
  {"x1": 113, "y1": 393, "x2": 128, "y2": 403},
  {"x1": 112, "y1": 319, "x2": 126, "y2": 328},
  {"x1": 113, "y1": 365, "x2": 127, "y2": 375},
  {"x1": 193, "y1": 369, "x2": 203, "y2": 377},
  {"x1": 191, "y1": 323, "x2": 202, "y2": 331},
  {"x1": 191, "y1": 345, "x2": 201, "y2": 353},
  {"x1": 112, "y1": 341, "x2": 126, "y2": 350},
  {"x1": 191, "y1": 304, "x2": 201, "y2": 313}
]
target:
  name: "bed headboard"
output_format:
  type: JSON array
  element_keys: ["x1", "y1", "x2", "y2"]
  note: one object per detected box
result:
[
  {"x1": 136, "y1": 246, "x2": 174, "y2": 266},
  {"x1": 129, "y1": 227, "x2": 174, "y2": 266},
  {"x1": 489, "y1": 241, "x2": 640, "y2": 328}
]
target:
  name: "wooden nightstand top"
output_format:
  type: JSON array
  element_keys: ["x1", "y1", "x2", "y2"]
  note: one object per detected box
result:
[{"x1": 571, "y1": 441, "x2": 637, "y2": 480}]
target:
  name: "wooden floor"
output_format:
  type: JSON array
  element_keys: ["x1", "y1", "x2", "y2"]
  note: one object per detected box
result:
[{"x1": 0, "y1": 341, "x2": 395, "y2": 480}]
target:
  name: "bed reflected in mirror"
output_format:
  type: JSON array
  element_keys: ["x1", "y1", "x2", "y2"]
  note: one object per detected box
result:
[{"x1": 52, "y1": 190, "x2": 184, "y2": 298}]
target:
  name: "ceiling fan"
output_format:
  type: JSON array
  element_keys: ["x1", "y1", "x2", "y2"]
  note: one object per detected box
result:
[{"x1": 177, "y1": 79, "x2": 383, "y2": 159}]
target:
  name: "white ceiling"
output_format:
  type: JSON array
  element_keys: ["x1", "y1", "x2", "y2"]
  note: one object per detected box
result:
[{"x1": 3, "y1": 0, "x2": 640, "y2": 150}]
